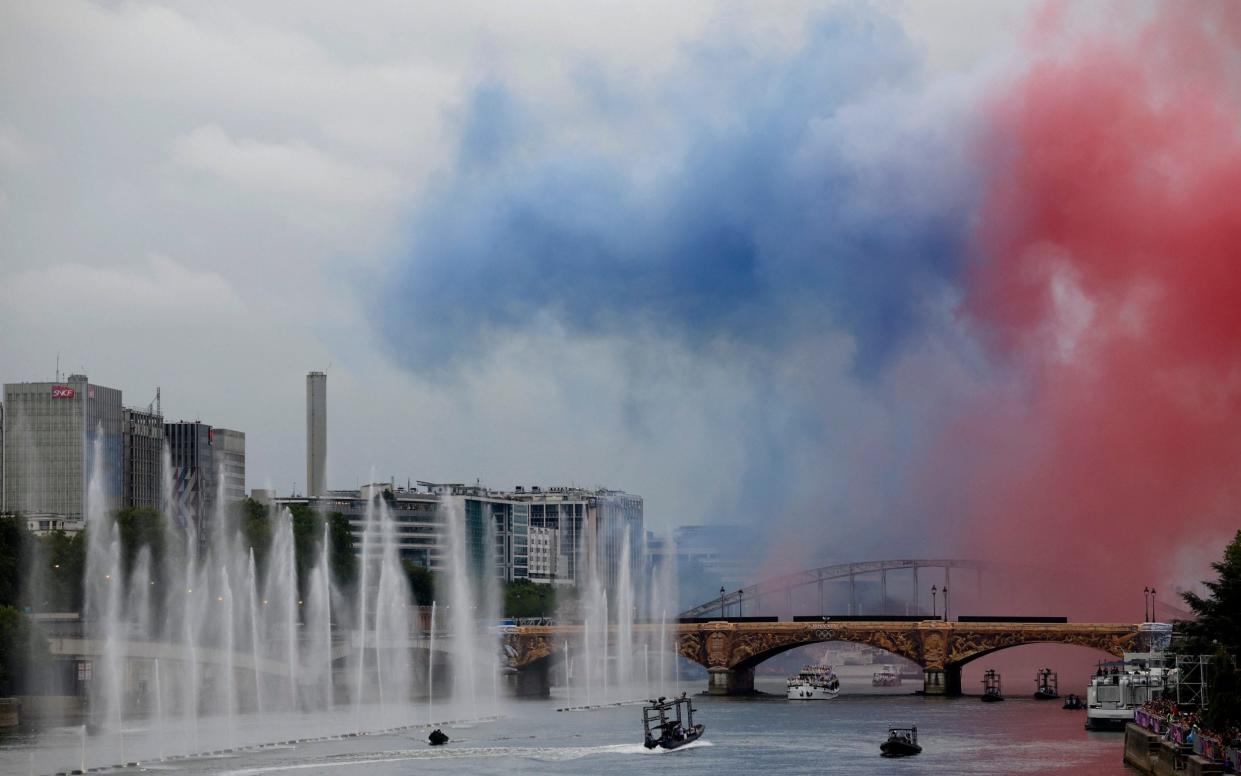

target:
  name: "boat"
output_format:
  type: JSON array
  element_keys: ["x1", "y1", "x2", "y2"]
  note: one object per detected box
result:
[
  {"x1": 787, "y1": 664, "x2": 841, "y2": 699},
  {"x1": 980, "y1": 669, "x2": 1004, "y2": 702},
  {"x1": 1085, "y1": 651, "x2": 1176, "y2": 731},
  {"x1": 880, "y1": 726, "x2": 922, "y2": 757},
  {"x1": 427, "y1": 728, "x2": 449, "y2": 746},
  {"x1": 642, "y1": 693, "x2": 705, "y2": 750},
  {"x1": 872, "y1": 664, "x2": 901, "y2": 687},
  {"x1": 1034, "y1": 668, "x2": 1059, "y2": 700},
  {"x1": 1062, "y1": 693, "x2": 1084, "y2": 710}
]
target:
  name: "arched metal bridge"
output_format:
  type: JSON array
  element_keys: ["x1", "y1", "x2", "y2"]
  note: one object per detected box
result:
[{"x1": 679, "y1": 558, "x2": 1004, "y2": 618}]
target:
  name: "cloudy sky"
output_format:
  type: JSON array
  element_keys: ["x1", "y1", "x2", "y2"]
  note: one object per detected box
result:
[{"x1": 4, "y1": 1, "x2": 1238, "y2": 608}]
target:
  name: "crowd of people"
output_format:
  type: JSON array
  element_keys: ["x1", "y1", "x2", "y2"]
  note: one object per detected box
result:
[{"x1": 1138, "y1": 699, "x2": 1241, "y2": 762}]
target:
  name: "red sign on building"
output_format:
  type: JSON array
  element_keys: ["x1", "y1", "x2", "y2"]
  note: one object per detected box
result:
[{"x1": 50, "y1": 385, "x2": 76, "y2": 399}]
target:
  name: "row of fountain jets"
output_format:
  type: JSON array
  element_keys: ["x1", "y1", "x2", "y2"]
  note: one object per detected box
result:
[{"x1": 79, "y1": 433, "x2": 682, "y2": 754}]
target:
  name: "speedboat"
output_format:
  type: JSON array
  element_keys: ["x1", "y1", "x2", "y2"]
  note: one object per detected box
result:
[
  {"x1": 642, "y1": 693, "x2": 705, "y2": 750},
  {"x1": 880, "y1": 726, "x2": 922, "y2": 757},
  {"x1": 787, "y1": 665, "x2": 841, "y2": 699},
  {"x1": 1062, "y1": 694, "x2": 1084, "y2": 710},
  {"x1": 427, "y1": 728, "x2": 449, "y2": 746},
  {"x1": 981, "y1": 669, "x2": 1004, "y2": 702},
  {"x1": 1034, "y1": 668, "x2": 1059, "y2": 700}
]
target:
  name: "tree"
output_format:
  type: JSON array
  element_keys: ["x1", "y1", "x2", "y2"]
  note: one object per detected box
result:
[
  {"x1": 236, "y1": 498, "x2": 273, "y2": 570},
  {"x1": 0, "y1": 605, "x2": 47, "y2": 695},
  {"x1": 504, "y1": 580, "x2": 556, "y2": 618},
  {"x1": 1203, "y1": 645, "x2": 1240, "y2": 732},
  {"x1": 113, "y1": 507, "x2": 165, "y2": 581},
  {"x1": 0, "y1": 515, "x2": 27, "y2": 609},
  {"x1": 403, "y1": 560, "x2": 435, "y2": 605},
  {"x1": 38, "y1": 529, "x2": 86, "y2": 612},
  {"x1": 328, "y1": 513, "x2": 356, "y2": 589},
  {"x1": 1180, "y1": 528, "x2": 1241, "y2": 654}
]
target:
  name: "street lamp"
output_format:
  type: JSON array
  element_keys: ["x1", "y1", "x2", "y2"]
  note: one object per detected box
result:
[
  {"x1": 931, "y1": 585, "x2": 938, "y2": 618},
  {"x1": 720, "y1": 586, "x2": 726, "y2": 619},
  {"x1": 1143, "y1": 587, "x2": 1151, "y2": 622},
  {"x1": 738, "y1": 590, "x2": 744, "y2": 618},
  {"x1": 1150, "y1": 587, "x2": 1156, "y2": 622},
  {"x1": 943, "y1": 586, "x2": 949, "y2": 621}
]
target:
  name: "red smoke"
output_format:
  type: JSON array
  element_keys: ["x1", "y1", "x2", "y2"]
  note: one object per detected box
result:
[{"x1": 953, "y1": 2, "x2": 1241, "y2": 619}]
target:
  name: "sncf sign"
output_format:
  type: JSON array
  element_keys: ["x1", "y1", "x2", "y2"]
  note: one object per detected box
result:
[{"x1": 50, "y1": 385, "x2": 76, "y2": 399}]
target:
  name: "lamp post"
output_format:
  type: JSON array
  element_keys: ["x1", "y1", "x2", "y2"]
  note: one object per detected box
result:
[
  {"x1": 720, "y1": 586, "x2": 726, "y2": 619},
  {"x1": 738, "y1": 590, "x2": 744, "y2": 618},
  {"x1": 931, "y1": 585, "x2": 938, "y2": 618},
  {"x1": 1143, "y1": 587, "x2": 1151, "y2": 622},
  {"x1": 943, "y1": 586, "x2": 949, "y2": 621},
  {"x1": 1150, "y1": 587, "x2": 1156, "y2": 623}
]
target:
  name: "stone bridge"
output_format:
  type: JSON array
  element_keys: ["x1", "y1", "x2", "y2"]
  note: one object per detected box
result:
[{"x1": 501, "y1": 620, "x2": 1143, "y2": 696}]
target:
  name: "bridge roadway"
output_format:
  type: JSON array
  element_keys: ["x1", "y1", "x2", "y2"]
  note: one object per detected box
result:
[{"x1": 501, "y1": 619, "x2": 1144, "y2": 696}]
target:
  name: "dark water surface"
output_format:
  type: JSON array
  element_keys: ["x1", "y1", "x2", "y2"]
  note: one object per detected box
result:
[{"x1": 2, "y1": 677, "x2": 1136, "y2": 775}]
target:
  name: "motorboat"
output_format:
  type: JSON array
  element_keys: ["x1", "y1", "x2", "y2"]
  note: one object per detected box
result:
[
  {"x1": 872, "y1": 664, "x2": 901, "y2": 687},
  {"x1": 1034, "y1": 668, "x2": 1059, "y2": 700},
  {"x1": 1062, "y1": 693, "x2": 1084, "y2": 710},
  {"x1": 787, "y1": 664, "x2": 841, "y2": 699},
  {"x1": 1085, "y1": 650, "x2": 1176, "y2": 731},
  {"x1": 427, "y1": 728, "x2": 449, "y2": 746},
  {"x1": 981, "y1": 669, "x2": 1004, "y2": 702},
  {"x1": 880, "y1": 726, "x2": 922, "y2": 757},
  {"x1": 642, "y1": 693, "x2": 705, "y2": 750}
]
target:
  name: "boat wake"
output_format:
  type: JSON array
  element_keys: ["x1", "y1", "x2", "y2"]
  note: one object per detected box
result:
[{"x1": 219, "y1": 740, "x2": 714, "y2": 774}]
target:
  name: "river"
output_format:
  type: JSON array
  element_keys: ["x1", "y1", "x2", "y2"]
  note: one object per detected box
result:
[{"x1": 2, "y1": 673, "x2": 1135, "y2": 775}]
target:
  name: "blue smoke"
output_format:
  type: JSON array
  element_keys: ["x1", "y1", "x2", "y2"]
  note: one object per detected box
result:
[{"x1": 378, "y1": 6, "x2": 978, "y2": 376}]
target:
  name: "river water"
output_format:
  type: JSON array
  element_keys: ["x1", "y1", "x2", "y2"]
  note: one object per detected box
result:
[{"x1": 2, "y1": 674, "x2": 1136, "y2": 775}]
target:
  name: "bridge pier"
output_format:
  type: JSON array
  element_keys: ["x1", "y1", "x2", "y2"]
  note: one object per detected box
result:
[
  {"x1": 707, "y1": 666, "x2": 754, "y2": 695},
  {"x1": 922, "y1": 666, "x2": 961, "y2": 696},
  {"x1": 509, "y1": 661, "x2": 552, "y2": 699}
]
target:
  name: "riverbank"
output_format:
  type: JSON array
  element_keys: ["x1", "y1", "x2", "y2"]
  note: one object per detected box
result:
[{"x1": 1124, "y1": 723, "x2": 1230, "y2": 775}]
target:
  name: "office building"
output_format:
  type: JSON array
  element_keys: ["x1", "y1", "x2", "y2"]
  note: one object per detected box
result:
[
  {"x1": 2, "y1": 375, "x2": 123, "y2": 520},
  {"x1": 276, "y1": 480, "x2": 530, "y2": 584},
  {"x1": 527, "y1": 525, "x2": 564, "y2": 584},
  {"x1": 213, "y1": 428, "x2": 246, "y2": 503},
  {"x1": 122, "y1": 406, "x2": 163, "y2": 511},
  {"x1": 165, "y1": 421, "x2": 215, "y2": 534},
  {"x1": 504, "y1": 486, "x2": 643, "y2": 589},
  {"x1": 306, "y1": 371, "x2": 326, "y2": 497}
]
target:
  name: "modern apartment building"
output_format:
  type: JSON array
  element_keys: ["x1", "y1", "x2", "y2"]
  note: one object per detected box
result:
[{"x1": 2, "y1": 375, "x2": 123, "y2": 520}]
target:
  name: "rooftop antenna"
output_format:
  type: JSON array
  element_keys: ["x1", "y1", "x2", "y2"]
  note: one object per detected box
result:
[{"x1": 55, "y1": 353, "x2": 60, "y2": 382}]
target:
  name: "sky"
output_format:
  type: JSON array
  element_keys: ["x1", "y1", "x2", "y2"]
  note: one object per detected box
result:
[{"x1": 2, "y1": 0, "x2": 1238, "y2": 617}]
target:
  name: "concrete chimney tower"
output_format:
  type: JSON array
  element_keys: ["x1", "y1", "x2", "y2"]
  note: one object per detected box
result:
[{"x1": 306, "y1": 371, "x2": 327, "y2": 497}]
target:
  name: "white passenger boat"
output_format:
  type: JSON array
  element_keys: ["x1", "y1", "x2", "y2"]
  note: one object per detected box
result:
[
  {"x1": 787, "y1": 665, "x2": 840, "y2": 700},
  {"x1": 1085, "y1": 652, "x2": 1175, "y2": 730},
  {"x1": 872, "y1": 664, "x2": 901, "y2": 687}
]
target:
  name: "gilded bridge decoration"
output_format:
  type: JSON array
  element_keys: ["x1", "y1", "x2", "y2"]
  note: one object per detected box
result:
[{"x1": 501, "y1": 621, "x2": 1142, "y2": 672}]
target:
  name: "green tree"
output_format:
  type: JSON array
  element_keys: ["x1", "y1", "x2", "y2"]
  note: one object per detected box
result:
[
  {"x1": 0, "y1": 605, "x2": 47, "y2": 695},
  {"x1": 328, "y1": 513, "x2": 356, "y2": 589},
  {"x1": 38, "y1": 529, "x2": 86, "y2": 612},
  {"x1": 236, "y1": 498, "x2": 273, "y2": 570},
  {"x1": 0, "y1": 515, "x2": 27, "y2": 608},
  {"x1": 113, "y1": 507, "x2": 165, "y2": 581},
  {"x1": 1180, "y1": 528, "x2": 1241, "y2": 654},
  {"x1": 503, "y1": 580, "x2": 556, "y2": 618},
  {"x1": 1203, "y1": 645, "x2": 1240, "y2": 732},
  {"x1": 403, "y1": 560, "x2": 435, "y2": 605}
]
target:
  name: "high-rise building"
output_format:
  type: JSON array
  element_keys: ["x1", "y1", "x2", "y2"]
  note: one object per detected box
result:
[
  {"x1": 165, "y1": 421, "x2": 215, "y2": 534},
  {"x1": 0, "y1": 400, "x2": 5, "y2": 513},
  {"x1": 2, "y1": 375, "x2": 123, "y2": 520},
  {"x1": 213, "y1": 428, "x2": 246, "y2": 503},
  {"x1": 306, "y1": 371, "x2": 326, "y2": 497},
  {"x1": 122, "y1": 406, "x2": 164, "y2": 511}
]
